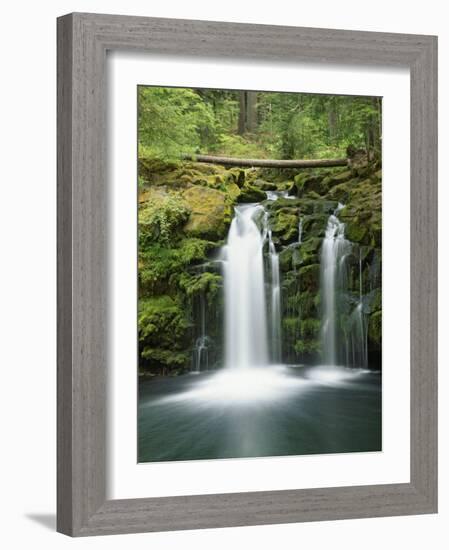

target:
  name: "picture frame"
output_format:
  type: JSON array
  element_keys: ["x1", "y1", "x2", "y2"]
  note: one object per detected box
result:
[{"x1": 57, "y1": 12, "x2": 438, "y2": 536}]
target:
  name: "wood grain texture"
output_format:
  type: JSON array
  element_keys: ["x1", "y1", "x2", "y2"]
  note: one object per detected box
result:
[{"x1": 57, "y1": 12, "x2": 438, "y2": 536}]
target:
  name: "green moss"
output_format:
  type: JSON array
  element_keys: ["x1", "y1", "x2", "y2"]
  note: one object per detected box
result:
[
  {"x1": 369, "y1": 287, "x2": 382, "y2": 312},
  {"x1": 253, "y1": 178, "x2": 278, "y2": 191},
  {"x1": 368, "y1": 310, "x2": 382, "y2": 346},
  {"x1": 179, "y1": 271, "x2": 222, "y2": 302},
  {"x1": 298, "y1": 264, "x2": 321, "y2": 292},
  {"x1": 300, "y1": 213, "x2": 328, "y2": 239},
  {"x1": 237, "y1": 184, "x2": 267, "y2": 203},
  {"x1": 344, "y1": 220, "x2": 368, "y2": 243},
  {"x1": 139, "y1": 193, "x2": 190, "y2": 246},
  {"x1": 294, "y1": 339, "x2": 321, "y2": 355},
  {"x1": 182, "y1": 185, "x2": 228, "y2": 240},
  {"x1": 271, "y1": 210, "x2": 299, "y2": 244},
  {"x1": 300, "y1": 318, "x2": 321, "y2": 338},
  {"x1": 278, "y1": 247, "x2": 293, "y2": 272},
  {"x1": 299, "y1": 237, "x2": 322, "y2": 265},
  {"x1": 139, "y1": 295, "x2": 188, "y2": 344},
  {"x1": 139, "y1": 238, "x2": 213, "y2": 292}
]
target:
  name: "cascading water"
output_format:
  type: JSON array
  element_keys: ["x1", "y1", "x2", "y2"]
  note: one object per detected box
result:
[
  {"x1": 344, "y1": 248, "x2": 368, "y2": 368},
  {"x1": 320, "y1": 205, "x2": 351, "y2": 366},
  {"x1": 267, "y1": 226, "x2": 282, "y2": 363},
  {"x1": 320, "y1": 205, "x2": 369, "y2": 368},
  {"x1": 192, "y1": 289, "x2": 210, "y2": 373},
  {"x1": 222, "y1": 204, "x2": 269, "y2": 369}
]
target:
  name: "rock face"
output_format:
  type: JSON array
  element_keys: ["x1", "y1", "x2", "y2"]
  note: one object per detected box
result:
[{"x1": 138, "y1": 157, "x2": 382, "y2": 375}]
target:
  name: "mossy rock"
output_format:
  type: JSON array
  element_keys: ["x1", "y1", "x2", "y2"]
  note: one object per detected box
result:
[
  {"x1": 277, "y1": 181, "x2": 295, "y2": 192},
  {"x1": 253, "y1": 178, "x2": 278, "y2": 191},
  {"x1": 139, "y1": 191, "x2": 190, "y2": 246},
  {"x1": 299, "y1": 237, "x2": 322, "y2": 265},
  {"x1": 182, "y1": 185, "x2": 228, "y2": 240},
  {"x1": 326, "y1": 169, "x2": 353, "y2": 186},
  {"x1": 299, "y1": 290, "x2": 319, "y2": 318},
  {"x1": 294, "y1": 339, "x2": 321, "y2": 356},
  {"x1": 300, "y1": 318, "x2": 321, "y2": 338},
  {"x1": 278, "y1": 247, "x2": 294, "y2": 272},
  {"x1": 271, "y1": 210, "x2": 299, "y2": 244},
  {"x1": 139, "y1": 238, "x2": 214, "y2": 293},
  {"x1": 283, "y1": 316, "x2": 302, "y2": 334},
  {"x1": 237, "y1": 184, "x2": 267, "y2": 203},
  {"x1": 368, "y1": 310, "x2": 382, "y2": 347},
  {"x1": 225, "y1": 182, "x2": 241, "y2": 202},
  {"x1": 225, "y1": 168, "x2": 246, "y2": 187},
  {"x1": 138, "y1": 157, "x2": 179, "y2": 183},
  {"x1": 301, "y1": 213, "x2": 328, "y2": 239},
  {"x1": 138, "y1": 295, "x2": 191, "y2": 372},
  {"x1": 367, "y1": 287, "x2": 382, "y2": 312},
  {"x1": 298, "y1": 263, "x2": 320, "y2": 292},
  {"x1": 327, "y1": 181, "x2": 354, "y2": 202},
  {"x1": 294, "y1": 173, "x2": 327, "y2": 196},
  {"x1": 179, "y1": 271, "x2": 222, "y2": 301},
  {"x1": 344, "y1": 220, "x2": 368, "y2": 244},
  {"x1": 267, "y1": 197, "x2": 302, "y2": 209}
]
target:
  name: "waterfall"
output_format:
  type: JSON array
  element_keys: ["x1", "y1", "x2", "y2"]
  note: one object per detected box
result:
[
  {"x1": 345, "y1": 248, "x2": 368, "y2": 368},
  {"x1": 320, "y1": 206, "x2": 370, "y2": 368},
  {"x1": 268, "y1": 227, "x2": 282, "y2": 363},
  {"x1": 223, "y1": 204, "x2": 269, "y2": 369},
  {"x1": 192, "y1": 290, "x2": 210, "y2": 373},
  {"x1": 320, "y1": 206, "x2": 351, "y2": 366}
]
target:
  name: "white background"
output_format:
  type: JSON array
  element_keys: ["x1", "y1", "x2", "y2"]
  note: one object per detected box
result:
[{"x1": 0, "y1": 1, "x2": 445, "y2": 549}]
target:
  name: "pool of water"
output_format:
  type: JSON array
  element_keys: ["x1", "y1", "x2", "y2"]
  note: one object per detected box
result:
[{"x1": 138, "y1": 365, "x2": 381, "y2": 463}]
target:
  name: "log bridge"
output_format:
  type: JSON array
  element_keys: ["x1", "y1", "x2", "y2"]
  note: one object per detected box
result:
[{"x1": 182, "y1": 153, "x2": 348, "y2": 169}]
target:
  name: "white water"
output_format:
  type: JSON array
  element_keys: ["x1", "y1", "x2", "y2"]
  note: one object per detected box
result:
[
  {"x1": 223, "y1": 204, "x2": 269, "y2": 369},
  {"x1": 192, "y1": 290, "x2": 210, "y2": 373},
  {"x1": 320, "y1": 206, "x2": 351, "y2": 365},
  {"x1": 320, "y1": 205, "x2": 369, "y2": 368},
  {"x1": 267, "y1": 226, "x2": 282, "y2": 362}
]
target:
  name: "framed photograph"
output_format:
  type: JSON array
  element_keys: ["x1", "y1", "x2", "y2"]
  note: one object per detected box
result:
[{"x1": 57, "y1": 13, "x2": 437, "y2": 536}]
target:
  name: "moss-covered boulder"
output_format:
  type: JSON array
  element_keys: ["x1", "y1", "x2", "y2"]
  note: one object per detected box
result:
[
  {"x1": 253, "y1": 178, "x2": 278, "y2": 191},
  {"x1": 182, "y1": 185, "x2": 229, "y2": 240},
  {"x1": 138, "y1": 295, "x2": 191, "y2": 374},
  {"x1": 298, "y1": 264, "x2": 321, "y2": 292},
  {"x1": 368, "y1": 310, "x2": 382, "y2": 347},
  {"x1": 237, "y1": 183, "x2": 267, "y2": 203},
  {"x1": 271, "y1": 209, "x2": 299, "y2": 244}
]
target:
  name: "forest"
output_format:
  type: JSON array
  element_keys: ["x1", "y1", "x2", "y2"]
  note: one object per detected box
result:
[
  {"x1": 137, "y1": 86, "x2": 382, "y2": 377},
  {"x1": 138, "y1": 87, "x2": 382, "y2": 163}
]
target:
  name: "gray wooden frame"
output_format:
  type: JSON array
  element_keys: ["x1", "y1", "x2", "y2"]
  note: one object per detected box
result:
[{"x1": 57, "y1": 12, "x2": 438, "y2": 537}]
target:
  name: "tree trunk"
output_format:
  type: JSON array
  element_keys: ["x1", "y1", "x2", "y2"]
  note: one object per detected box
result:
[
  {"x1": 238, "y1": 91, "x2": 246, "y2": 135},
  {"x1": 246, "y1": 91, "x2": 258, "y2": 133},
  {"x1": 182, "y1": 154, "x2": 348, "y2": 168},
  {"x1": 328, "y1": 98, "x2": 338, "y2": 143}
]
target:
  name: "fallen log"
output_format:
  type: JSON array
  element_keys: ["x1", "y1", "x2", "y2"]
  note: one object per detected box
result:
[{"x1": 182, "y1": 154, "x2": 348, "y2": 168}]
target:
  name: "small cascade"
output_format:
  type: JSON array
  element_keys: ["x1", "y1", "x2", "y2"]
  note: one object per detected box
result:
[
  {"x1": 267, "y1": 226, "x2": 282, "y2": 363},
  {"x1": 192, "y1": 290, "x2": 211, "y2": 373},
  {"x1": 266, "y1": 190, "x2": 295, "y2": 201},
  {"x1": 345, "y1": 248, "x2": 368, "y2": 368},
  {"x1": 320, "y1": 206, "x2": 370, "y2": 368},
  {"x1": 283, "y1": 217, "x2": 303, "y2": 364},
  {"x1": 320, "y1": 205, "x2": 352, "y2": 366}
]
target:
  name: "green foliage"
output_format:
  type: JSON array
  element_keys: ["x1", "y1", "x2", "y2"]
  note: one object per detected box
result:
[
  {"x1": 139, "y1": 295, "x2": 189, "y2": 346},
  {"x1": 139, "y1": 194, "x2": 190, "y2": 246},
  {"x1": 138, "y1": 86, "x2": 217, "y2": 160},
  {"x1": 138, "y1": 296, "x2": 191, "y2": 372},
  {"x1": 139, "y1": 238, "x2": 213, "y2": 290},
  {"x1": 179, "y1": 272, "x2": 222, "y2": 302},
  {"x1": 138, "y1": 87, "x2": 382, "y2": 162}
]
